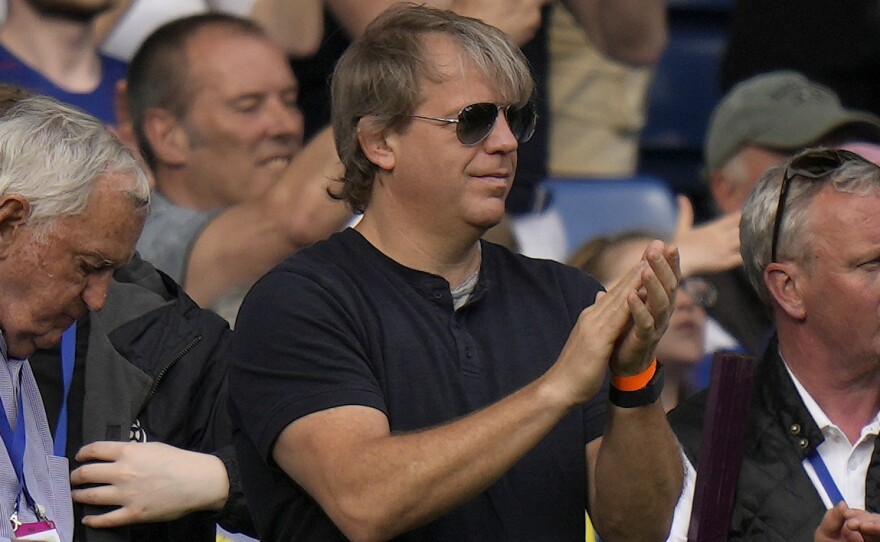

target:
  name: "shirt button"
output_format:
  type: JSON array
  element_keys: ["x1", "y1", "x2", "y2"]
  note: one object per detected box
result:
[
  {"x1": 790, "y1": 423, "x2": 801, "y2": 435},
  {"x1": 433, "y1": 292, "x2": 443, "y2": 300},
  {"x1": 465, "y1": 348, "x2": 472, "y2": 358},
  {"x1": 798, "y1": 438, "x2": 809, "y2": 449}
]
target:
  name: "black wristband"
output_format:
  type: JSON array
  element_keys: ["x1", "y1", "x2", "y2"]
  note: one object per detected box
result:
[{"x1": 609, "y1": 362, "x2": 665, "y2": 408}]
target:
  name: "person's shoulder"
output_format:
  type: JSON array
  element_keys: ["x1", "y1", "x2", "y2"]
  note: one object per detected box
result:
[
  {"x1": 140, "y1": 193, "x2": 215, "y2": 248},
  {"x1": 245, "y1": 229, "x2": 363, "y2": 297},
  {"x1": 109, "y1": 254, "x2": 227, "y2": 329}
]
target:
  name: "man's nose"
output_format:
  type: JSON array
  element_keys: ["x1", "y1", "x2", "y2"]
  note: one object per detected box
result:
[
  {"x1": 82, "y1": 272, "x2": 113, "y2": 312},
  {"x1": 266, "y1": 98, "x2": 304, "y2": 141}
]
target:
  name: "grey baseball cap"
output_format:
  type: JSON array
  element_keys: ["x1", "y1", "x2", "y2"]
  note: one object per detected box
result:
[{"x1": 704, "y1": 71, "x2": 880, "y2": 171}]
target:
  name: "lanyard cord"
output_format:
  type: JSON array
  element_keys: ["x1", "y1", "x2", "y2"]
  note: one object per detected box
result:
[
  {"x1": 0, "y1": 369, "x2": 39, "y2": 517},
  {"x1": 808, "y1": 450, "x2": 846, "y2": 506},
  {"x1": 55, "y1": 323, "x2": 76, "y2": 458}
]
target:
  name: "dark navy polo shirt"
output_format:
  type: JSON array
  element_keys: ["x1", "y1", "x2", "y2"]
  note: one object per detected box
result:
[{"x1": 230, "y1": 228, "x2": 607, "y2": 541}]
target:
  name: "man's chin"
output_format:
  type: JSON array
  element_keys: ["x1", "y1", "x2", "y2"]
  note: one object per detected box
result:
[
  {"x1": 17, "y1": 329, "x2": 67, "y2": 357},
  {"x1": 5, "y1": 339, "x2": 37, "y2": 361}
]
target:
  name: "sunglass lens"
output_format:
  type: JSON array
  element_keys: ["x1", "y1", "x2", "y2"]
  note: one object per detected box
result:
[
  {"x1": 794, "y1": 154, "x2": 845, "y2": 176},
  {"x1": 506, "y1": 102, "x2": 536, "y2": 143},
  {"x1": 457, "y1": 103, "x2": 498, "y2": 145}
]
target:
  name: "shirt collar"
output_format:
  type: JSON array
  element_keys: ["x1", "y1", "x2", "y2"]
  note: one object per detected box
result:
[{"x1": 782, "y1": 353, "x2": 880, "y2": 442}]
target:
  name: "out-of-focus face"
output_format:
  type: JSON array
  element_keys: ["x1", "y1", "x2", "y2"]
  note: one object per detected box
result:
[
  {"x1": 369, "y1": 34, "x2": 519, "y2": 234},
  {"x1": 712, "y1": 145, "x2": 789, "y2": 214},
  {"x1": 0, "y1": 173, "x2": 144, "y2": 359},
  {"x1": 23, "y1": 0, "x2": 117, "y2": 19},
  {"x1": 176, "y1": 26, "x2": 304, "y2": 210},
  {"x1": 655, "y1": 285, "x2": 706, "y2": 366},
  {"x1": 792, "y1": 187, "x2": 880, "y2": 370}
]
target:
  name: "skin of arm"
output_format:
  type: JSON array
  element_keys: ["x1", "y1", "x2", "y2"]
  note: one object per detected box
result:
[
  {"x1": 95, "y1": 0, "x2": 324, "y2": 59},
  {"x1": 250, "y1": 0, "x2": 325, "y2": 58},
  {"x1": 561, "y1": 0, "x2": 667, "y2": 66},
  {"x1": 272, "y1": 242, "x2": 682, "y2": 542},
  {"x1": 325, "y1": 0, "x2": 551, "y2": 46},
  {"x1": 183, "y1": 126, "x2": 352, "y2": 307},
  {"x1": 326, "y1": 0, "x2": 666, "y2": 66},
  {"x1": 69, "y1": 442, "x2": 229, "y2": 527},
  {"x1": 673, "y1": 195, "x2": 742, "y2": 277}
]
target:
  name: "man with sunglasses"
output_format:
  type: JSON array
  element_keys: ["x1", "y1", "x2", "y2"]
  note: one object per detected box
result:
[
  {"x1": 666, "y1": 148, "x2": 880, "y2": 540},
  {"x1": 229, "y1": 4, "x2": 683, "y2": 541}
]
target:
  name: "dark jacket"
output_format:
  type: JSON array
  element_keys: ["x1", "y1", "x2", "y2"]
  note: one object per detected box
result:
[
  {"x1": 701, "y1": 267, "x2": 773, "y2": 357},
  {"x1": 668, "y1": 337, "x2": 880, "y2": 541},
  {"x1": 34, "y1": 255, "x2": 252, "y2": 542}
]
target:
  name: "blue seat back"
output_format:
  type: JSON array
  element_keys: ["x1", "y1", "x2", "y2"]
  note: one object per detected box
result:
[{"x1": 542, "y1": 175, "x2": 678, "y2": 257}]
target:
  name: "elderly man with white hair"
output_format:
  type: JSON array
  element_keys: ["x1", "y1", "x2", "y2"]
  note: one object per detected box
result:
[{"x1": 0, "y1": 91, "x2": 149, "y2": 542}]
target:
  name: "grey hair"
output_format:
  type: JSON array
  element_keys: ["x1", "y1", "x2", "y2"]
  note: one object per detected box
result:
[
  {"x1": 0, "y1": 95, "x2": 150, "y2": 234},
  {"x1": 740, "y1": 147, "x2": 880, "y2": 306},
  {"x1": 330, "y1": 3, "x2": 535, "y2": 213}
]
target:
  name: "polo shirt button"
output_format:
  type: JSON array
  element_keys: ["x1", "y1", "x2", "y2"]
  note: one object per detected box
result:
[
  {"x1": 798, "y1": 438, "x2": 809, "y2": 449},
  {"x1": 790, "y1": 423, "x2": 801, "y2": 435},
  {"x1": 465, "y1": 348, "x2": 472, "y2": 358},
  {"x1": 433, "y1": 292, "x2": 443, "y2": 300}
]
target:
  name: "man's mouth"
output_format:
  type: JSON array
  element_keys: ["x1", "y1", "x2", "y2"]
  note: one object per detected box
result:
[{"x1": 261, "y1": 156, "x2": 292, "y2": 170}]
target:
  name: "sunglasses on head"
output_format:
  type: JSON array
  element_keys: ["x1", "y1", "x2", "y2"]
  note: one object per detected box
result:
[
  {"x1": 770, "y1": 148, "x2": 875, "y2": 262},
  {"x1": 410, "y1": 101, "x2": 537, "y2": 146}
]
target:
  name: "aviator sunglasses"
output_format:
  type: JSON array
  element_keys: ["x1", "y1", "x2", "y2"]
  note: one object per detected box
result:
[
  {"x1": 410, "y1": 101, "x2": 537, "y2": 146},
  {"x1": 770, "y1": 148, "x2": 875, "y2": 262}
]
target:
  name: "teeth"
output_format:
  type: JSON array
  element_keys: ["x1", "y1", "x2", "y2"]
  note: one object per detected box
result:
[{"x1": 266, "y1": 157, "x2": 291, "y2": 168}]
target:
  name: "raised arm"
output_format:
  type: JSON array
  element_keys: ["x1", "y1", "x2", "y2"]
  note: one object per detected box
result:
[
  {"x1": 586, "y1": 240, "x2": 684, "y2": 541},
  {"x1": 250, "y1": 0, "x2": 325, "y2": 58},
  {"x1": 325, "y1": 0, "x2": 551, "y2": 45},
  {"x1": 272, "y1": 247, "x2": 678, "y2": 541},
  {"x1": 183, "y1": 127, "x2": 351, "y2": 307},
  {"x1": 561, "y1": 0, "x2": 667, "y2": 66}
]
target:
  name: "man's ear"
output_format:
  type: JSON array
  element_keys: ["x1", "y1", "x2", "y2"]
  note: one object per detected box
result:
[
  {"x1": 142, "y1": 108, "x2": 190, "y2": 167},
  {"x1": 764, "y1": 262, "x2": 806, "y2": 320},
  {"x1": 710, "y1": 170, "x2": 739, "y2": 215},
  {"x1": 0, "y1": 195, "x2": 29, "y2": 258},
  {"x1": 357, "y1": 116, "x2": 396, "y2": 172},
  {"x1": 113, "y1": 79, "x2": 138, "y2": 149}
]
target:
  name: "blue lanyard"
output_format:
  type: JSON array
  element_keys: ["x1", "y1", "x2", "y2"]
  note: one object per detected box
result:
[
  {"x1": 55, "y1": 323, "x2": 76, "y2": 457},
  {"x1": 0, "y1": 369, "x2": 37, "y2": 515},
  {"x1": 808, "y1": 450, "x2": 846, "y2": 506}
]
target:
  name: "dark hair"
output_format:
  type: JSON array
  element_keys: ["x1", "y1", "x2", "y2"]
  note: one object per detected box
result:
[{"x1": 126, "y1": 13, "x2": 266, "y2": 170}]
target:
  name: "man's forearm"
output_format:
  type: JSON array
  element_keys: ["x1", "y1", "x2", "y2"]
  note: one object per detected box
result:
[
  {"x1": 275, "y1": 374, "x2": 579, "y2": 542},
  {"x1": 591, "y1": 402, "x2": 684, "y2": 542},
  {"x1": 563, "y1": 0, "x2": 667, "y2": 66}
]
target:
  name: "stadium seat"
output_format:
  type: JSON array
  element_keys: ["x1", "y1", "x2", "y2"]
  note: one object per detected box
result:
[{"x1": 541, "y1": 175, "x2": 679, "y2": 257}]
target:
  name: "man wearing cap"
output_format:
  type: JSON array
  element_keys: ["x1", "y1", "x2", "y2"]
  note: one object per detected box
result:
[{"x1": 699, "y1": 70, "x2": 880, "y2": 356}]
